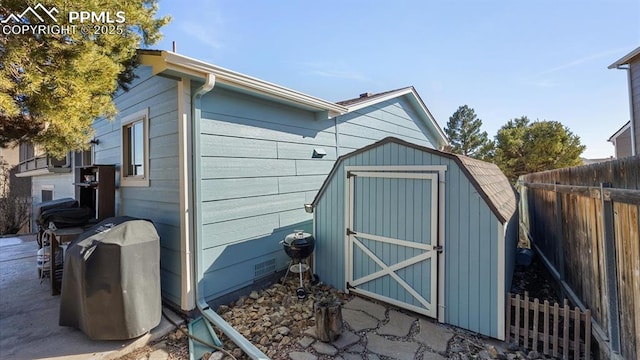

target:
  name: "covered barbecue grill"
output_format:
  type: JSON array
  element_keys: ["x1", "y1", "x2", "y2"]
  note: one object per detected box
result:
[
  {"x1": 281, "y1": 231, "x2": 316, "y2": 299},
  {"x1": 59, "y1": 216, "x2": 161, "y2": 340}
]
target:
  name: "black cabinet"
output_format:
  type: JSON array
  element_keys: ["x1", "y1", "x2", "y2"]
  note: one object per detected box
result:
[{"x1": 74, "y1": 165, "x2": 115, "y2": 221}]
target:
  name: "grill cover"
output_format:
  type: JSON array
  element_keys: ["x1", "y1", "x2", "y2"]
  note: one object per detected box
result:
[
  {"x1": 34, "y1": 198, "x2": 78, "y2": 225},
  {"x1": 59, "y1": 216, "x2": 161, "y2": 340}
]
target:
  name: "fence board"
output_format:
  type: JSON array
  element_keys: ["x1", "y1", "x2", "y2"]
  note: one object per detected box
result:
[
  {"x1": 519, "y1": 157, "x2": 639, "y2": 360},
  {"x1": 507, "y1": 293, "x2": 590, "y2": 359}
]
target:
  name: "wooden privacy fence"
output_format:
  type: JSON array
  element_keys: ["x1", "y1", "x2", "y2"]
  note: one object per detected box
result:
[
  {"x1": 519, "y1": 157, "x2": 640, "y2": 360},
  {"x1": 507, "y1": 293, "x2": 591, "y2": 360}
]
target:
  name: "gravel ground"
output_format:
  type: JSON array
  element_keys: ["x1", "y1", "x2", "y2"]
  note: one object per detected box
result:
[{"x1": 126, "y1": 259, "x2": 561, "y2": 360}]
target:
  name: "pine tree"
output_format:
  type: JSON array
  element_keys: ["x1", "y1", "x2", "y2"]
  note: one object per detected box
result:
[
  {"x1": 494, "y1": 117, "x2": 585, "y2": 182},
  {"x1": 444, "y1": 105, "x2": 493, "y2": 160},
  {"x1": 0, "y1": 0, "x2": 170, "y2": 157}
]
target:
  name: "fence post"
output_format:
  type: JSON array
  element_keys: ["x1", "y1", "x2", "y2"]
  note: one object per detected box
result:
[
  {"x1": 554, "y1": 182, "x2": 565, "y2": 281},
  {"x1": 600, "y1": 182, "x2": 621, "y2": 354}
]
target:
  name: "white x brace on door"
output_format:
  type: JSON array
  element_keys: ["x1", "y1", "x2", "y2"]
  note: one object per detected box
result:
[{"x1": 345, "y1": 167, "x2": 442, "y2": 318}]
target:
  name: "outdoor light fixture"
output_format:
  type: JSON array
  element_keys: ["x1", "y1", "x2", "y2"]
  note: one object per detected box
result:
[
  {"x1": 312, "y1": 148, "x2": 326, "y2": 158},
  {"x1": 90, "y1": 138, "x2": 100, "y2": 145},
  {"x1": 304, "y1": 204, "x2": 314, "y2": 213}
]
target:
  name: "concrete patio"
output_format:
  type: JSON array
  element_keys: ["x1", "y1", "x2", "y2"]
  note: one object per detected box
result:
[{"x1": 0, "y1": 234, "x2": 181, "y2": 360}]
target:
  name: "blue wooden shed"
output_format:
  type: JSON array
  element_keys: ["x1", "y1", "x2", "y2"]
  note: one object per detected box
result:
[{"x1": 310, "y1": 137, "x2": 518, "y2": 340}]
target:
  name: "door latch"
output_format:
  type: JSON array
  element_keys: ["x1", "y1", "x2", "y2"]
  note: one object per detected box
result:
[
  {"x1": 433, "y1": 245, "x2": 443, "y2": 253},
  {"x1": 346, "y1": 228, "x2": 357, "y2": 236}
]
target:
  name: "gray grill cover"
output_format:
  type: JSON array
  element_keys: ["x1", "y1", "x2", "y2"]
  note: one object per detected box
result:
[{"x1": 59, "y1": 216, "x2": 161, "y2": 340}]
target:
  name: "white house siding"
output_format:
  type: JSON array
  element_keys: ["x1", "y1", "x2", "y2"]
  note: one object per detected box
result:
[
  {"x1": 197, "y1": 86, "x2": 441, "y2": 302},
  {"x1": 30, "y1": 173, "x2": 75, "y2": 231},
  {"x1": 615, "y1": 127, "x2": 633, "y2": 158},
  {"x1": 92, "y1": 66, "x2": 183, "y2": 305},
  {"x1": 631, "y1": 60, "x2": 640, "y2": 154}
]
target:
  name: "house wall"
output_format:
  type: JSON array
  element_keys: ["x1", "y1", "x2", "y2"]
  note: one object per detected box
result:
[
  {"x1": 92, "y1": 66, "x2": 183, "y2": 305},
  {"x1": 630, "y1": 60, "x2": 640, "y2": 154},
  {"x1": 313, "y1": 141, "x2": 504, "y2": 339},
  {"x1": 337, "y1": 97, "x2": 436, "y2": 156},
  {"x1": 614, "y1": 127, "x2": 633, "y2": 158},
  {"x1": 30, "y1": 172, "x2": 74, "y2": 232},
  {"x1": 0, "y1": 146, "x2": 20, "y2": 167},
  {"x1": 196, "y1": 86, "x2": 442, "y2": 302}
]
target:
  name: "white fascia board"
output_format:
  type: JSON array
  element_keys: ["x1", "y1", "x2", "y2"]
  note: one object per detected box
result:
[
  {"x1": 608, "y1": 46, "x2": 640, "y2": 69},
  {"x1": 140, "y1": 51, "x2": 347, "y2": 117},
  {"x1": 607, "y1": 121, "x2": 631, "y2": 142},
  {"x1": 345, "y1": 88, "x2": 449, "y2": 148},
  {"x1": 344, "y1": 88, "x2": 414, "y2": 112}
]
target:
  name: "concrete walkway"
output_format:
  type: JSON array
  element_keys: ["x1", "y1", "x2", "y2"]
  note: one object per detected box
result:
[
  {"x1": 292, "y1": 296, "x2": 454, "y2": 360},
  {"x1": 0, "y1": 235, "x2": 181, "y2": 360}
]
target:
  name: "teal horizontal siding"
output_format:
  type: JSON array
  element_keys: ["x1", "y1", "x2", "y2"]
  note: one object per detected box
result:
[
  {"x1": 201, "y1": 178, "x2": 279, "y2": 201},
  {"x1": 201, "y1": 134, "x2": 278, "y2": 158},
  {"x1": 195, "y1": 85, "x2": 444, "y2": 303},
  {"x1": 93, "y1": 65, "x2": 182, "y2": 306},
  {"x1": 201, "y1": 157, "x2": 296, "y2": 179},
  {"x1": 201, "y1": 192, "x2": 305, "y2": 225}
]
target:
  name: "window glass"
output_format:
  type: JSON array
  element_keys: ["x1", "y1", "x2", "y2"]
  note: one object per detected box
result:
[
  {"x1": 41, "y1": 190, "x2": 53, "y2": 202},
  {"x1": 126, "y1": 121, "x2": 144, "y2": 177}
]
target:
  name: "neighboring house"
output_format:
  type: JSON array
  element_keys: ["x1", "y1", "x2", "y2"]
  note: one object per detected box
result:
[
  {"x1": 609, "y1": 46, "x2": 640, "y2": 156},
  {"x1": 69, "y1": 50, "x2": 448, "y2": 311},
  {"x1": 15, "y1": 143, "x2": 92, "y2": 231},
  {"x1": 0, "y1": 145, "x2": 20, "y2": 190},
  {"x1": 607, "y1": 120, "x2": 633, "y2": 158}
]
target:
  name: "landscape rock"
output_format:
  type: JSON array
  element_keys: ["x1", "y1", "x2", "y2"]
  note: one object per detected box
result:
[
  {"x1": 377, "y1": 310, "x2": 415, "y2": 337},
  {"x1": 277, "y1": 326, "x2": 290, "y2": 335},
  {"x1": 332, "y1": 331, "x2": 360, "y2": 349},
  {"x1": 343, "y1": 297, "x2": 386, "y2": 320},
  {"x1": 486, "y1": 345, "x2": 499, "y2": 359},
  {"x1": 312, "y1": 341, "x2": 338, "y2": 356},
  {"x1": 209, "y1": 352, "x2": 224, "y2": 360},
  {"x1": 342, "y1": 308, "x2": 379, "y2": 331},
  {"x1": 342, "y1": 354, "x2": 363, "y2": 360},
  {"x1": 527, "y1": 350, "x2": 540, "y2": 359},
  {"x1": 423, "y1": 352, "x2": 447, "y2": 360},
  {"x1": 289, "y1": 352, "x2": 318, "y2": 360},
  {"x1": 415, "y1": 318, "x2": 453, "y2": 353},
  {"x1": 297, "y1": 336, "x2": 315, "y2": 348},
  {"x1": 366, "y1": 334, "x2": 419, "y2": 360}
]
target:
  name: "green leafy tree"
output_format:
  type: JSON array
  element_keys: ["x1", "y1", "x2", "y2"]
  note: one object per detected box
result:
[
  {"x1": 444, "y1": 105, "x2": 493, "y2": 160},
  {"x1": 494, "y1": 117, "x2": 585, "y2": 182},
  {"x1": 0, "y1": 0, "x2": 170, "y2": 157}
]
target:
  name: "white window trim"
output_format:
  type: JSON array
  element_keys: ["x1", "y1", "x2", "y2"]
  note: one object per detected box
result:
[{"x1": 120, "y1": 108, "x2": 150, "y2": 187}]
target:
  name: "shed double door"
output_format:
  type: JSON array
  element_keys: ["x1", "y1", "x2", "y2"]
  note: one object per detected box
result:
[{"x1": 346, "y1": 169, "x2": 439, "y2": 318}]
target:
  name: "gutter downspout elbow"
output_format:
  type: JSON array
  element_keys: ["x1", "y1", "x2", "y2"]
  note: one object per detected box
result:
[{"x1": 190, "y1": 73, "x2": 269, "y2": 360}]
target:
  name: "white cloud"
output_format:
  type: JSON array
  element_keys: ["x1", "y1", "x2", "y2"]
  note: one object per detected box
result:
[{"x1": 539, "y1": 47, "x2": 630, "y2": 75}]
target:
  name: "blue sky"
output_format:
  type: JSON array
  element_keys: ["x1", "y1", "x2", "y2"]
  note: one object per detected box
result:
[{"x1": 153, "y1": 0, "x2": 639, "y2": 158}]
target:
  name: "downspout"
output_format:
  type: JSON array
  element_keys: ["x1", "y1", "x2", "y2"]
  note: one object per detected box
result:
[
  {"x1": 191, "y1": 74, "x2": 269, "y2": 360},
  {"x1": 616, "y1": 65, "x2": 637, "y2": 156}
]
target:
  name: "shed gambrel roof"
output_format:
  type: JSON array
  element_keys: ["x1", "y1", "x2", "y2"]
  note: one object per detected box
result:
[{"x1": 312, "y1": 137, "x2": 517, "y2": 224}]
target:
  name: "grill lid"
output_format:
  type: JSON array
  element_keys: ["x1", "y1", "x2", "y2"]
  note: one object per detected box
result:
[{"x1": 283, "y1": 231, "x2": 313, "y2": 247}]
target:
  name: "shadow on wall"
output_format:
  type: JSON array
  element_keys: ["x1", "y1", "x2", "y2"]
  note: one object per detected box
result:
[
  {"x1": 199, "y1": 220, "x2": 314, "y2": 309},
  {"x1": 200, "y1": 86, "x2": 336, "y2": 139}
]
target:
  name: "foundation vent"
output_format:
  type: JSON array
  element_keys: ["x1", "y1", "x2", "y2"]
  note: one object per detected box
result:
[{"x1": 254, "y1": 258, "x2": 276, "y2": 279}]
